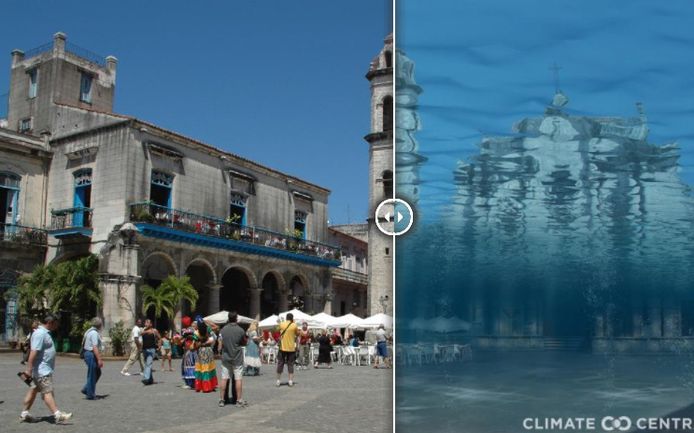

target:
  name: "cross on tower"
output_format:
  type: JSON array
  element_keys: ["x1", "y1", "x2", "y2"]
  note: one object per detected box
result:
[{"x1": 549, "y1": 62, "x2": 562, "y2": 93}]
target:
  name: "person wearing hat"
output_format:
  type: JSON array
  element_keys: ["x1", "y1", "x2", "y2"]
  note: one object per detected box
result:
[{"x1": 19, "y1": 313, "x2": 72, "y2": 423}]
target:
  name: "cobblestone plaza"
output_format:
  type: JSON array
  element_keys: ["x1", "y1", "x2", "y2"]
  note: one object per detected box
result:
[{"x1": 0, "y1": 353, "x2": 392, "y2": 433}]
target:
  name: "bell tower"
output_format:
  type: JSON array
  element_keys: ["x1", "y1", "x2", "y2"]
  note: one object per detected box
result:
[{"x1": 365, "y1": 34, "x2": 393, "y2": 315}]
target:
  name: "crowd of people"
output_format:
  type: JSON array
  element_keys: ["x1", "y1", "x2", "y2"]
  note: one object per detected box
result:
[{"x1": 16, "y1": 311, "x2": 391, "y2": 423}]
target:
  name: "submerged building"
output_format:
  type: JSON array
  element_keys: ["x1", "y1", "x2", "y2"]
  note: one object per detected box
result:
[
  {"x1": 448, "y1": 90, "x2": 694, "y2": 353},
  {"x1": 0, "y1": 32, "x2": 366, "y2": 340}
]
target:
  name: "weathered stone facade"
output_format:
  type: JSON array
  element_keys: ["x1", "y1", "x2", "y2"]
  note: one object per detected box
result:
[
  {"x1": 1, "y1": 33, "x2": 350, "y2": 338},
  {"x1": 365, "y1": 34, "x2": 394, "y2": 315},
  {"x1": 0, "y1": 129, "x2": 50, "y2": 342},
  {"x1": 328, "y1": 227, "x2": 368, "y2": 317}
]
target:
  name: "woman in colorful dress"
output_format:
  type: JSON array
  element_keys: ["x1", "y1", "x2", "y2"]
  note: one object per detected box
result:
[
  {"x1": 244, "y1": 321, "x2": 262, "y2": 376},
  {"x1": 194, "y1": 318, "x2": 218, "y2": 392},
  {"x1": 180, "y1": 317, "x2": 197, "y2": 390}
]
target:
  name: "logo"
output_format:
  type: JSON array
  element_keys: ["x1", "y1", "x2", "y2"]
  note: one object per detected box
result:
[{"x1": 601, "y1": 417, "x2": 631, "y2": 432}]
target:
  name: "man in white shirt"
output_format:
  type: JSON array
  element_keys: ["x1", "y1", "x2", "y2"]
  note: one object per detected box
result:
[{"x1": 120, "y1": 318, "x2": 144, "y2": 376}]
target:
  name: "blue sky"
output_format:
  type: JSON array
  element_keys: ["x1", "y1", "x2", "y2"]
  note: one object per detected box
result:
[
  {"x1": 0, "y1": 1, "x2": 391, "y2": 225},
  {"x1": 398, "y1": 0, "x2": 694, "y2": 217}
]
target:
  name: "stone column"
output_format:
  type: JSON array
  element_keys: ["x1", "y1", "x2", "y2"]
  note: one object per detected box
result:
[
  {"x1": 207, "y1": 284, "x2": 222, "y2": 314},
  {"x1": 323, "y1": 290, "x2": 334, "y2": 314},
  {"x1": 649, "y1": 300, "x2": 662, "y2": 338},
  {"x1": 250, "y1": 287, "x2": 262, "y2": 320},
  {"x1": 279, "y1": 291, "x2": 289, "y2": 312},
  {"x1": 663, "y1": 296, "x2": 681, "y2": 338},
  {"x1": 594, "y1": 313, "x2": 605, "y2": 338}
]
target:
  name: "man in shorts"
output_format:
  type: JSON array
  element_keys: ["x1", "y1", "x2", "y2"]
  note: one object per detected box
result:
[
  {"x1": 20, "y1": 314, "x2": 72, "y2": 423},
  {"x1": 219, "y1": 311, "x2": 247, "y2": 407},
  {"x1": 276, "y1": 312, "x2": 299, "y2": 387},
  {"x1": 374, "y1": 324, "x2": 391, "y2": 369}
]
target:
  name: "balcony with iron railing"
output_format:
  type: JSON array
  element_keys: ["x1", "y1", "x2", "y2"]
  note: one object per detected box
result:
[
  {"x1": 0, "y1": 223, "x2": 47, "y2": 247},
  {"x1": 49, "y1": 207, "x2": 93, "y2": 237},
  {"x1": 129, "y1": 202, "x2": 341, "y2": 267}
]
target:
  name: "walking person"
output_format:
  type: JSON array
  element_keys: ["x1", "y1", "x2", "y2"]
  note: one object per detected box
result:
[
  {"x1": 374, "y1": 324, "x2": 391, "y2": 369},
  {"x1": 275, "y1": 312, "x2": 299, "y2": 387},
  {"x1": 219, "y1": 311, "x2": 247, "y2": 407},
  {"x1": 314, "y1": 329, "x2": 333, "y2": 369},
  {"x1": 19, "y1": 313, "x2": 72, "y2": 423},
  {"x1": 141, "y1": 319, "x2": 160, "y2": 385},
  {"x1": 298, "y1": 322, "x2": 311, "y2": 370},
  {"x1": 160, "y1": 330, "x2": 173, "y2": 371},
  {"x1": 244, "y1": 321, "x2": 262, "y2": 376},
  {"x1": 194, "y1": 318, "x2": 218, "y2": 392},
  {"x1": 20, "y1": 320, "x2": 39, "y2": 365},
  {"x1": 81, "y1": 317, "x2": 104, "y2": 400},
  {"x1": 120, "y1": 318, "x2": 143, "y2": 376}
]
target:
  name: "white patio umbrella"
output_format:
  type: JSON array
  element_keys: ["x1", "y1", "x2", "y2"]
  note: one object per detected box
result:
[
  {"x1": 333, "y1": 313, "x2": 365, "y2": 328},
  {"x1": 279, "y1": 308, "x2": 312, "y2": 322},
  {"x1": 203, "y1": 310, "x2": 253, "y2": 325},
  {"x1": 407, "y1": 317, "x2": 428, "y2": 331},
  {"x1": 311, "y1": 312, "x2": 338, "y2": 329},
  {"x1": 258, "y1": 314, "x2": 279, "y2": 329},
  {"x1": 430, "y1": 316, "x2": 470, "y2": 333},
  {"x1": 358, "y1": 313, "x2": 393, "y2": 329}
]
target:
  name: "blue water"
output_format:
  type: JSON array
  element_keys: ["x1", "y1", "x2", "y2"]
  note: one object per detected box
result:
[{"x1": 396, "y1": 1, "x2": 694, "y2": 431}]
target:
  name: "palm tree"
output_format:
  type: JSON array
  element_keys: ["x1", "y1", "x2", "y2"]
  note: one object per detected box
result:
[
  {"x1": 159, "y1": 275, "x2": 198, "y2": 324},
  {"x1": 142, "y1": 275, "x2": 198, "y2": 330},
  {"x1": 141, "y1": 284, "x2": 175, "y2": 328}
]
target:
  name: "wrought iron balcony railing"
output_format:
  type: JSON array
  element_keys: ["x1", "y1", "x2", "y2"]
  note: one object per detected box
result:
[
  {"x1": 129, "y1": 202, "x2": 341, "y2": 261},
  {"x1": 0, "y1": 223, "x2": 47, "y2": 246},
  {"x1": 50, "y1": 207, "x2": 93, "y2": 230}
]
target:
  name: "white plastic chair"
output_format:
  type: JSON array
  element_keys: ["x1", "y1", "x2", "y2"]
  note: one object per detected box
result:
[
  {"x1": 342, "y1": 346, "x2": 356, "y2": 365},
  {"x1": 267, "y1": 346, "x2": 277, "y2": 364}
]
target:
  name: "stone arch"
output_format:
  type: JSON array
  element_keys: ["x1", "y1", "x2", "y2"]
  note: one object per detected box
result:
[
  {"x1": 288, "y1": 273, "x2": 310, "y2": 311},
  {"x1": 260, "y1": 270, "x2": 286, "y2": 317},
  {"x1": 140, "y1": 251, "x2": 177, "y2": 329},
  {"x1": 220, "y1": 265, "x2": 257, "y2": 317},
  {"x1": 184, "y1": 258, "x2": 216, "y2": 318},
  {"x1": 187, "y1": 257, "x2": 217, "y2": 283},
  {"x1": 142, "y1": 251, "x2": 178, "y2": 278}
]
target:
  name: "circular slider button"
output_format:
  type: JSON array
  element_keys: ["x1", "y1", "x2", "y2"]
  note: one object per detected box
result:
[{"x1": 375, "y1": 199, "x2": 414, "y2": 236}]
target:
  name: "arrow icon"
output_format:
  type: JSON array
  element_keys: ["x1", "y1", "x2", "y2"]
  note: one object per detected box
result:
[
  {"x1": 384, "y1": 211, "x2": 392, "y2": 222},
  {"x1": 397, "y1": 212, "x2": 404, "y2": 223}
]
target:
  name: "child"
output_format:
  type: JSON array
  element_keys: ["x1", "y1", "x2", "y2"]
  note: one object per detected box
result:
[{"x1": 160, "y1": 330, "x2": 173, "y2": 371}]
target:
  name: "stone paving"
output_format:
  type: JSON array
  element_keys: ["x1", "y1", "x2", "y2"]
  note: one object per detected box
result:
[{"x1": 0, "y1": 353, "x2": 392, "y2": 433}]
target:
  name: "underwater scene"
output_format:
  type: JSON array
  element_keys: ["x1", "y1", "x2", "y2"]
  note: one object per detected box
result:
[{"x1": 396, "y1": 1, "x2": 694, "y2": 432}]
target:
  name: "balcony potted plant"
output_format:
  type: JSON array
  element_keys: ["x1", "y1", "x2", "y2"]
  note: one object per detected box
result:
[{"x1": 132, "y1": 201, "x2": 155, "y2": 223}]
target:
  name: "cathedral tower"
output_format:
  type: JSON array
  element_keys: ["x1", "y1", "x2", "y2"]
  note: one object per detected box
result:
[{"x1": 365, "y1": 34, "x2": 393, "y2": 315}]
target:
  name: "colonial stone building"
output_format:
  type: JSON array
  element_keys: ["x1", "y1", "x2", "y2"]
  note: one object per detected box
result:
[
  {"x1": 0, "y1": 128, "x2": 50, "y2": 341},
  {"x1": 365, "y1": 34, "x2": 394, "y2": 315},
  {"x1": 328, "y1": 226, "x2": 368, "y2": 317},
  {"x1": 0, "y1": 32, "x2": 348, "y2": 337}
]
